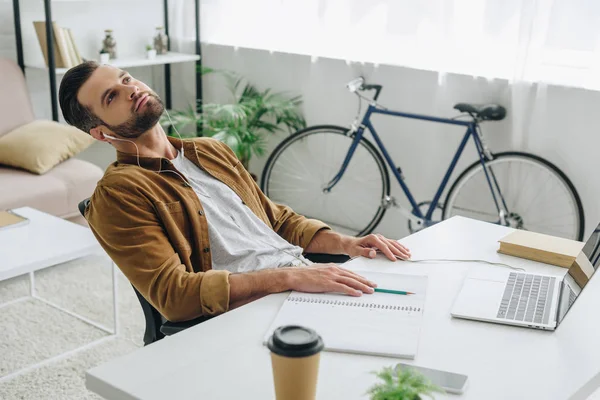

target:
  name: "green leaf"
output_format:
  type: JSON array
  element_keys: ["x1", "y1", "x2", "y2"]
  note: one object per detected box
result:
[
  {"x1": 164, "y1": 69, "x2": 305, "y2": 164},
  {"x1": 366, "y1": 366, "x2": 444, "y2": 400}
]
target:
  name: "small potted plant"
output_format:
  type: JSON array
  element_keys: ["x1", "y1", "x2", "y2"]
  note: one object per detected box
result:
[
  {"x1": 146, "y1": 44, "x2": 156, "y2": 60},
  {"x1": 99, "y1": 49, "x2": 110, "y2": 64},
  {"x1": 367, "y1": 366, "x2": 444, "y2": 400}
]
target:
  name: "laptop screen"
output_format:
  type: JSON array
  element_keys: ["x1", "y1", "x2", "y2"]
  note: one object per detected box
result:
[{"x1": 557, "y1": 225, "x2": 600, "y2": 324}]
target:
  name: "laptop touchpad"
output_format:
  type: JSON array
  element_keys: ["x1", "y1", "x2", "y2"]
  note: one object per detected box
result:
[{"x1": 452, "y1": 278, "x2": 505, "y2": 319}]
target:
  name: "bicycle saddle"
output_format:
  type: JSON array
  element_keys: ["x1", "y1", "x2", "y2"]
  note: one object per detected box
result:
[{"x1": 453, "y1": 103, "x2": 506, "y2": 121}]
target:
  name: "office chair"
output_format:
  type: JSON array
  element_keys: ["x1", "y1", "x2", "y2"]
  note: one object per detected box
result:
[{"x1": 78, "y1": 198, "x2": 349, "y2": 346}]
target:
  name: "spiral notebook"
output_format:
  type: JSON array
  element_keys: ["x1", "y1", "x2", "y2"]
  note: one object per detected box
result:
[{"x1": 264, "y1": 271, "x2": 427, "y2": 359}]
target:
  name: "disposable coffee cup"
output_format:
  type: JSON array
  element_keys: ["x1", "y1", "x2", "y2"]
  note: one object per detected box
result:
[{"x1": 267, "y1": 325, "x2": 324, "y2": 400}]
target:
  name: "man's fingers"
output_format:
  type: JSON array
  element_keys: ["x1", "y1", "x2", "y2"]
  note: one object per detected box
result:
[
  {"x1": 387, "y1": 239, "x2": 411, "y2": 259},
  {"x1": 336, "y1": 276, "x2": 374, "y2": 294},
  {"x1": 369, "y1": 235, "x2": 396, "y2": 261},
  {"x1": 359, "y1": 246, "x2": 377, "y2": 259},
  {"x1": 330, "y1": 282, "x2": 363, "y2": 297},
  {"x1": 336, "y1": 266, "x2": 377, "y2": 287}
]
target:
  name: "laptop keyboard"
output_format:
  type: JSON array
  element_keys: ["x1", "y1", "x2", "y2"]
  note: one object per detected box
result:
[{"x1": 497, "y1": 272, "x2": 556, "y2": 325}]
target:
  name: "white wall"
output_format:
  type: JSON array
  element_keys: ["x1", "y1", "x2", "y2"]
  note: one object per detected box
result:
[{"x1": 1, "y1": 2, "x2": 598, "y2": 240}]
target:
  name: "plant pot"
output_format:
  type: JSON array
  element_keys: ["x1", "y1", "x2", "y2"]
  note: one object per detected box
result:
[
  {"x1": 99, "y1": 53, "x2": 110, "y2": 64},
  {"x1": 146, "y1": 49, "x2": 157, "y2": 60}
]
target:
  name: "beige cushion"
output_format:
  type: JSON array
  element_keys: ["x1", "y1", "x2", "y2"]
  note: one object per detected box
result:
[{"x1": 0, "y1": 120, "x2": 94, "y2": 174}]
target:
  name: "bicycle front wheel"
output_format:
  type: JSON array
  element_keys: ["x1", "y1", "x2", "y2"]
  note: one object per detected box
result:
[
  {"x1": 443, "y1": 152, "x2": 584, "y2": 240},
  {"x1": 261, "y1": 125, "x2": 390, "y2": 237}
]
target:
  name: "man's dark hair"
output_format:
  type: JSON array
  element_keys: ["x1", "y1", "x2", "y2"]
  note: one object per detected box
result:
[{"x1": 59, "y1": 61, "x2": 103, "y2": 134}]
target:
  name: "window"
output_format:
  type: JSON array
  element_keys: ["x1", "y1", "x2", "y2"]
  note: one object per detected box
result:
[{"x1": 184, "y1": 0, "x2": 600, "y2": 90}]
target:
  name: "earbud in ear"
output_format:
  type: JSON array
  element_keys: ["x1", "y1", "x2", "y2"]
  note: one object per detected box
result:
[{"x1": 103, "y1": 133, "x2": 118, "y2": 140}]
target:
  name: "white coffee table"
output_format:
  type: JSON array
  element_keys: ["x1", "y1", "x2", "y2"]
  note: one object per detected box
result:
[{"x1": 0, "y1": 207, "x2": 118, "y2": 382}]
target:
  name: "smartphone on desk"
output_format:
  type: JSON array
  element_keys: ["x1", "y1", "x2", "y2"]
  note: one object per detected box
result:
[{"x1": 396, "y1": 363, "x2": 468, "y2": 394}]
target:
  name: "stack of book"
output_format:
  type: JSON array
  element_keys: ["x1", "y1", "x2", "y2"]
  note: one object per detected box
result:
[
  {"x1": 33, "y1": 21, "x2": 83, "y2": 68},
  {"x1": 497, "y1": 230, "x2": 584, "y2": 268}
]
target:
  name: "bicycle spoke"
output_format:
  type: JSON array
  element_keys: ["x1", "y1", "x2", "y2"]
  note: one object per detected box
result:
[
  {"x1": 450, "y1": 206, "x2": 500, "y2": 219},
  {"x1": 271, "y1": 169, "x2": 313, "y2": 182},
  {"x1": 445, "y1": 154, "x2": 582, "y2": 240},
  {"x1": 520, "y1": 173, "x2": 555, "y2": 215},
  {"x1": 263, "y1": 128, "x2": 389, "y2": 237},
  {"x1": 269, "y1": 187, "x2": 312, "y2": 194}
]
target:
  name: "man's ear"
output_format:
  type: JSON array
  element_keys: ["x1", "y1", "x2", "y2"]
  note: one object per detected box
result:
[{"x1": 90, "y1": 126, "x2": 108, "y2": 142}]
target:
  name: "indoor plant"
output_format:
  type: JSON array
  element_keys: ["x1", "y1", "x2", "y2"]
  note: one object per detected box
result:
[
  {"x1": 367, "y1": 366, "x2": 444, "y2": 400},
  {"x1": 161, "y1": 68, "x2": 306, "y2": 169},
  {"x1": 145, "y1": 44, "x2": 156, "y2": 60}
]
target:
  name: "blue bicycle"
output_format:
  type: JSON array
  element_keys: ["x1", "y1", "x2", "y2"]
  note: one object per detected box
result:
[{"x1": 261, "y1": 77, "x2": 584, "y2": 240}]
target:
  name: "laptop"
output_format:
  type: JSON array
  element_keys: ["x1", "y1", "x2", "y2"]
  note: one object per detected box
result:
[{"x1": 451, "y1": 223, "x2": 600, "y2": 331}]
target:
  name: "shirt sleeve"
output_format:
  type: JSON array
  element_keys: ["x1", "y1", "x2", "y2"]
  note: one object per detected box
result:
[{"x1": 86, "y1": 185, "x2": 231, "y2": 322}]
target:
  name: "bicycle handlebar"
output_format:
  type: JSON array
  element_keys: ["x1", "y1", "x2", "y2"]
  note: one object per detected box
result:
[
  {"x1": 363, "y1": 84, "x2": 382, "y2": 101},
  {"x1": 346, "y1": 77, "x2": 382, "y2": 101}
]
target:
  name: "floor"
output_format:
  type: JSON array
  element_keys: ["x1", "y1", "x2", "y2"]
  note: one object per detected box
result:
[{"x1": 0, "y1": 253, "x2": 145, "y2": 399}]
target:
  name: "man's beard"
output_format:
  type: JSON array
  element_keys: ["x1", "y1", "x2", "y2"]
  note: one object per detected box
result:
[{"x1": 104, "y1": 92, "x2": 165, "y2": 139}]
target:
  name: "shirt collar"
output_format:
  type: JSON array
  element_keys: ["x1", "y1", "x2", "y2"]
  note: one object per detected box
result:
[{"x1": 116, "y1": 136, "x2": 196, "y2": 169}]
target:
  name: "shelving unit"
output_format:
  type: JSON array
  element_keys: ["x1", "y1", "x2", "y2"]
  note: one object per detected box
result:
[
  {"x1": 11, "y1": 0, "x2": 203, "y2": 122},
  {"x1": 27, "y1": 52, "x2": 201, "y2": 75}
]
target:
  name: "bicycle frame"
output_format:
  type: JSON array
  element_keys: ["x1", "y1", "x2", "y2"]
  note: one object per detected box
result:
[{"x1": 324, "y1": 104, "x2": 505, "y2": 227}]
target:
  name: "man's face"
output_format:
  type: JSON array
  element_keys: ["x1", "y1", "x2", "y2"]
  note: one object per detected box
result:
[{"x1": 77, "y1": 65, "x2": 164, "y2": 139}]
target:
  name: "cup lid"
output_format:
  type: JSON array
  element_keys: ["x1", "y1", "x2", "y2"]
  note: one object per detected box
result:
[{"x1": 267, "y1": 325, "x2": 324, "y2": 358}]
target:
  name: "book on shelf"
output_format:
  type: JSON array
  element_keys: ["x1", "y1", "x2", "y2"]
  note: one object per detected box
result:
[
  {"x1": 52, "y1": 23, "x2": 72, "y2": 67},
  {"x1": 65, "y1": 28, "x2": 83, "y2": 65},
  {"x1": 33, "y1": 21, "x2": 64, "y2": 67},
  {"x1": 33, "y1": 21, "x2": 82, "y2": 68},
  {"x1": 497, "y1": 229, "x2": 584, "y2": 268}
]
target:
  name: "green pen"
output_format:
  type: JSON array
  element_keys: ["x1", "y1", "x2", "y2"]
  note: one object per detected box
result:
[{"x1": 373, "y1": 288, "x2": 414, "y2": 295}]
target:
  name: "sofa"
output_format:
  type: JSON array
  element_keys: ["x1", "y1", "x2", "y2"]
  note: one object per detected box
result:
[{"x1": 0, "y1": 58, "x2": 102, "y2": 225}]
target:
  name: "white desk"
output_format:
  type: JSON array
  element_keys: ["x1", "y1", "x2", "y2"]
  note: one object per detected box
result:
[
  {"x1": 86, "y1": 217, "x2": 600, "y2": 399},
  {"x1": 0, "y1": 207, "x2": 117, "y2": 382}
]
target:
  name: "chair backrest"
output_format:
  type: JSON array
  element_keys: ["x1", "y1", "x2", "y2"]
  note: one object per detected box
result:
[
  {"x1": 78, "y1": 198, "x2": 165, "y2": 346},
  {"x1": 0, "y1": 59, "x2": 35, "y2": 137}
]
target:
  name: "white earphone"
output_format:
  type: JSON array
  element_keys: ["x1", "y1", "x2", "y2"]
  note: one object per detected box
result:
[
  {"x1": 102, "y1": 133, "x2": 119, "y2": 141},
  {"x1": 102, "y1": 109, "x2": 185, "y2": 180}
]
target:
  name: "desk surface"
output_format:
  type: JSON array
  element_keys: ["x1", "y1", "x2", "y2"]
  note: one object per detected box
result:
[
  {"x1": 0, "y1": 207, "x2": 99, "y2": 281},
  {"x1": 86, "y1": 217, "x2": 600, "y2": 400}
]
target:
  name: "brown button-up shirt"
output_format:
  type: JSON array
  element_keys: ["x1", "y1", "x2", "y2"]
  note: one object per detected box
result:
[{"x1": 86, "y1": 136, "x2": 329, "y2": 321}]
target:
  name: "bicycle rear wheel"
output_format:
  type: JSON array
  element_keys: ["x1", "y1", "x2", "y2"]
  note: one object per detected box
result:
[
  {"x1": 443, "y1": 152, "x2": 584, "y2": 240},
  {"x1": 261, "y1": 125, "x2": 390, "y2": 237}
]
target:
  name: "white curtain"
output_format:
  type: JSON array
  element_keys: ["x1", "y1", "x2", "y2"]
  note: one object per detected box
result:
[
  {"x1": 171, "y1": 0, "x2": 600, "y2": 90},
  {"x1": 169, "y1": 0, "x2": 600, "y2": 148}
]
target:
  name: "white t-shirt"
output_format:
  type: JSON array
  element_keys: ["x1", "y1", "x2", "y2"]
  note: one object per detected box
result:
[{"x1": 170, "y1": 149, "x2": 309, "y2": 273}]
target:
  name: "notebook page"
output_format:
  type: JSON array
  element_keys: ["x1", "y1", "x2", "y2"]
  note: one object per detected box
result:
[{"x1": 264, "y1": 272, "x2": 427, "y2": 358}]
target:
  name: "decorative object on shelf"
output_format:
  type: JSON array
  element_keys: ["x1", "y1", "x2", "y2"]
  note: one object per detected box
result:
[
  {"x1": 153, "y1": 27, "x2": 168, "y2": 55},
  {"x1": 366, "y1": 366, "x2": 443, "y2": 400},
  {"x1": 145, "y1": 44, "x2": 156, "y2": 60},
  {"x1": 102, "y1": 29, "x2": 117, "y2": 59},
  {"x1": 99, "y1": 49, "x2": 110, "y2": 64},
  {"x1": 161, "y1": 68, "x2": 306, "y2": 170}
]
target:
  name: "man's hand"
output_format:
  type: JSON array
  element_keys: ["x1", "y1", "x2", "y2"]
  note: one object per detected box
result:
[
  {"x1": 342, "y1": 233, "x2": 411, "y2": 261},
  {"x1": 288, "y1": 264, "x2": 377, "y2": 297}
]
